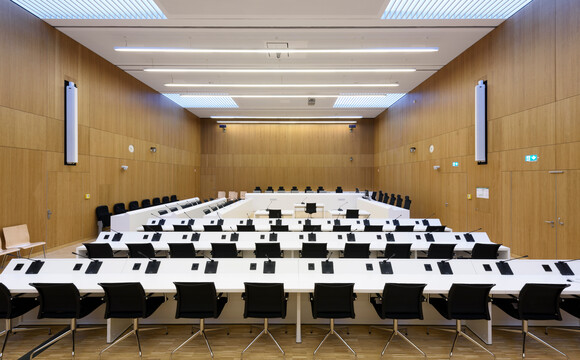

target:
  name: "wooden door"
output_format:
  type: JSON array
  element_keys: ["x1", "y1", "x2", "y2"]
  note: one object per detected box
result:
[
  {"x1": 510, "y1": 171, "x2": 556, "y2": 258},
  {"x1": 556, "y1": 170, "x2": 580, "y2": 259},
  {"x1": 46, "y1": 172, "x2": 86, "y2": 248},
  {"x1": 441, "y1": 173, "x2": 467, "y2": 232}
]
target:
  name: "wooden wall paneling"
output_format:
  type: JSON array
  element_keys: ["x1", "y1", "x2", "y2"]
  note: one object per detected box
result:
[
  {"x1": 53, "y1": 32, "x2": 80, "y2": 122},
  {"x1": 500, "y1": 172, "x2": 512, "y2": 250},
  {"x1": 556, "y1": 142, "x2": 580, "y2": 171},
  {"x1": 555, "y1": 0, "x2": 580, "y2": 100},
  {"x1": 555, "y1": 94, "x2": 580, "y2": 144},
  {"x1": 0, "y1": 107, "x2": 47, "y2": 151},
  {"x1": 556, "y1": 170, "x2": 580, "y2": 258},
  {"x1": 509, "y1": 171, "x2": 556, "y2": 258},
  {"x1": 498, "y1": 145, "x2": 556, "y2": 172}
]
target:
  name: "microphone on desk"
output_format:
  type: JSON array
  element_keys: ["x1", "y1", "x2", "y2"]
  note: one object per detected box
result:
[
  {"x1": 165, "y1": 204, "x2": 174, "y2": 212},
  {"x1": 300, "y1": 197, "x2": 307, "y2": 204},
  {"x1": 325, "y1": 252, "x2": 334, "y2": 263},
  {"x1": 266, "y1": 200, "x2": 274, "y2": 211},
  {"x1": 203, "y1": 254, "x2": 215, "y2": 263},
  {"x1": 439, "y1": 257, "x2": 454, "y2": 263},
  {"x1": 72, "y1": 252, "x2": 101, "y2": 262},
  {"x1": 337, "y1": 202, "x2": 348, "y2": 211},
  {"x1": 567, "y1": 279, "x2": 580, "y2": 284},
  {"x1": 499, "y1": 255, "x2": 528, "y2": 263},
  {"x1": 560, "y1": 259, "x2": 580, "y2": 263},
  {"x1": 110, "y1": 228, "x2": 122, "y2": 233},
  {"x1": 137, "y1": 251, "x2": 159, "y2": 263},
  {"x1": 150, "y1": 212, "x2": 164, "y2": 219},
  {"x1": 20, "y1": 257, "x2": 42, "y2": 263},
  {"x1": 216, "y1": 211, "x2": 222, "y2": 220},
  {"x1": 182, "y1": 210, "x2": 194, "y2": 220},
  {"x1": 230, "y1": 226, "x2": 237, "y2": 234},
  {"x1": 466, "y1": 227, "x2": 483, "y2": 234},
  {"x1": 382, "y1": 254, "x2": 395, "y2": 263},
  {"x1": 266, "y1": 254, "x2": 273, "y2": 263}
]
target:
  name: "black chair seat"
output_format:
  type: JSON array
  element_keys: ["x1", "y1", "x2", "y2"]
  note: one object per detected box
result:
[
  {"x1": 100, "y1": 283, "x2": 165, "y2": 319},
  {"x1": 174, "y1": 282, "x2": 227, "y2": 319},
  {"x1": 471, "y1": 243, "x2": 502, "y2": 259},
  {"x1": 83, "y1": 243, "x2": 115, "y2": 258},
  {"x1": 0, "y1": 283, "x2": 39, "y2": 319},
  {"x1": 383, "y1": 243, "x2": 412, "y2": 258},
  {"x1": 168, "y1": 243, "x2": 198, "y2": 258},
  {"x1": 370, "y1": 283, "x2": 426, "y2": 320}
]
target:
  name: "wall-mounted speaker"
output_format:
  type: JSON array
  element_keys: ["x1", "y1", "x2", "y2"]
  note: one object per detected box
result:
[
  {"x1": 65, "y1": 81, "x2": 78, "y2": 165},
  {"x1": 474, "y1": 80, "x2": 487, "y2": 164}
]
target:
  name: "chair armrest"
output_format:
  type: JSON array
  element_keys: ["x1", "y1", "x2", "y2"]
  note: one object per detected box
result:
[
  {"x1": 80, "y1": 293, "x2": 92, "y2": 299},
  {"x1": 284, "y1": 292, "x2": 289, "y2": 300},
  {"x1": 438, "y1": 294, "x2": 448, "y2": 301},
  {"x1": 11, "y1": 293, "x2": 25, "y2": 299},
  {"x1": 217, "y1": 292, "x2": 224, "y2": 299},
  {"x1": 241, "y1": 292, "x2": 246, "y2": 300},
  {"x1": 309, "y1": 293, "x2": 314, "y2": 301},
  {"x1": 353, "y1": 293, "x2": 358, "y2": 301}
]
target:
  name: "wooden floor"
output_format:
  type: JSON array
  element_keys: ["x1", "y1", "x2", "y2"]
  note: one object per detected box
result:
[{"x1": 3, "y1": 323, "x2": 579, "y2": 359}]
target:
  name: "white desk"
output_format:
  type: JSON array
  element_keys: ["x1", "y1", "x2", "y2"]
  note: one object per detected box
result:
[{"x1": 328, "y1": 209, "x2": 371, "y2": 218}]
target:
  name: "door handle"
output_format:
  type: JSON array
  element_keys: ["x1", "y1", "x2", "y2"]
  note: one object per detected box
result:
[
  {"x1": 558, "y1": 217, "x2": 564, "y2": 226},
  {"x1": 545, "y1": 220, "x2": 554, "y2": 228}
]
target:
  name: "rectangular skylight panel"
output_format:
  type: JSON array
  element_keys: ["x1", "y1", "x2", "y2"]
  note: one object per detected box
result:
[
  {"x1": 162, "y1": 94, "x2": 238, "y2": 109},
  {"x1": 10, "y1": 0, "x2": 167, "y2": 19},
  {"x1": 333, "y1": 94, "x2": 406, "y2": 108},
  {"x1": 382, "y1": 0, "x2": 533, "y2": 19}
]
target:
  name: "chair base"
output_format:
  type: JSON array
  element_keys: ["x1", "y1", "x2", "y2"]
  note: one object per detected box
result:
[
  {"x1": 497, "y1": 320, "x2": 568, "y2": 359},
  {"x1": 29, "y1": 319, "x2": 102, "y2": 359},
  {"x1": 314, "y1": 319, "x2": 356, "y2": 356},
  {"x1": 99, "y1": 319, "x2": 167, "y2": 359},
  {"x1": 1, "y1": 319, "x2": 52, "y2": 359},
  {"x1": 242, "y1": 318, "x2": 284, "y2": 356},
  {"x1": 428, "y1": 320, "x2": 494, "y2": 358},
  {"x1": 171, "y1": 319, "x2": 228, "y2": 359},
  {"x1": 371, "y1": 320, "x2": 425, "y2": 357}
]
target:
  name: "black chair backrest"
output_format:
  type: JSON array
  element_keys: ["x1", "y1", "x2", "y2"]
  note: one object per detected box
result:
[
  {"x1": 162, "y1": 196, "x2": 170, "y2": 203},
  {"x1": 396, "y1": 195, "x2": 403, "y2": 207},
  {"x1": 268, "y1": 209, "x2": 282, "y2": 218},
  {"x1": 173, "y1": 224, "x2": 193, "y2": 231},
  {"x1": 305, "y1": 186, "x2": 312, "y2": 191},
  {"x1": 254, "y1": 186, "x2": 261, "y2": 192},
  {"x1": 518, "y1": 283, "x2": 568, "y2": 320},
  {"x1": 270, "y1": 225, "x2": 289, "y2": 232},
  {"x1": 203, "y1": 209, "x2": 211, "y2": 215},
  {"x1": 237, "y1": 225, "x2": 256, "y2": 232},
  {"x1": 168, "y1": 243, "x2": 197, "y2": 258},
  {"x1": 170, "y1": 195, "x2": 177, "y2": 202},
  {"x1": 384, "y1": 243, "x2": 412, "y2": 258},
  {"x1": 128, "y1": 201, "x2": 139, "y2": 211},
  {"x1": 378, "y1": 192, "x2": 384, "y2": 202},
  {"x1": 312, "y1": 283, "x2": 355, "y2": 319},
  {"x1": 303, "y1": 224, "x2": 322, "y2": 232},
  {"x1": 99, "y1": 282, "x2": 147, "y2": 318},
  {"x1": 211, "y1": 243, "x2": 238, "y2": 258},
  {"x1": 174, "y1": 282, "x2": 220, "y2": 319},
  {"x1": 31, "y1": 283, "x2": 80, "y2": 319},
  {"x1": 141, "y1": 199, "x2": 151, "y2": 208},
  {"x1": 447, "y1": 283, "x2": 495, "y2": 320},
  {"x1": 426, "y1": 225, "x2": 446, "y2": 232},
  {"x1": 395, "y1": 225, "x2": 414, "y2": 232},
  {"x1": 343, "y1": 243, "x2": 370, "y2": 258},
  {"x1": 333, "y1": 225, "x2": 352, "y2": 232},
  {"x1": 305, "y1": 203, "x2": 317, "y2": 214},
  {"x1": 204, "y1": 225, "x2": 223, "y2": 232},
  {"x1": 84, "y1": 243, "x2": 114, "y2": 258},
  {"x1": 0, "y1": 283, "x2": 38, "y2": 319},
  {"x1": 143, "y1": 224, "x2": 163, "y2": 232},
  {"x1": 471, "y1": 243, "x2": 501, "y2": 259},
  {"x1": 278, "y1": 186, "x2": 285, "y2": 191},
  {"x1": 113, "y1": 202, "x2": 126, "y2": 215},
  {"x1": 364, "y1": 225, "x2": 383, "y2": 232},
  {"x1": 389, "y1": 194, "x2": 396, "y2": 205},
  {"x1": 0, "y1": 283, "x2": 14, "y2": 318},
  {"x1": 255, "y1": 242, "x2": 282, "y2": 258},
  {"x1": 243, "y1": 283, "x2": 286, "y2": 318},
  {"x1": 403, "y1": 198, "x2": 412, "y2": 210},
  {"x1": 427, "y1": 243, "x2": 456, "y2": 259},
  {"x1": 380, "y1": 283, "x2": 426, "y2": 319},
  {"x1": 95, "y1": 205, "x2": 111, "y2": 227},
  {"x1": 345, "y1": 209, "x2": 359, "y2": 219},
  {"x1": 152, "y1": 197, "x2": 161, "y2": 205},
  {"x1": 371, "y1": 192, "x2": 377, "y2": 200},
  {"x1": 336, "y1": 186, "x2": 343, "y2": 193},
  {"x1": 291, "y1": 186, "x2": 298, "y2": 191},
  {"x1": 127, "y1": 243, "x2": 156, "y2": 258},
  {"x1": 382, "y1": 194, "x2": 390, "y2": 203},
  {"x1": 300, "y1": 242, "x2": 328, "y2": 258}
]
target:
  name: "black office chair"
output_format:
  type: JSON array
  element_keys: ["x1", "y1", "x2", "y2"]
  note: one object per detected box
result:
[
  {"x1": 127, "y1": 201, "x2": 139, "y2": 211},
  {"x1": 172, "y1": 282, "x2": 228, "y2": 358},
  {"x1": 300, "y1": 243, "x2": 328, "y2": 258},
  {"x1": 371, "y1": 191, "x2": 377, "y2": 200},
  {"x1": 470, "y1": 243, "x2": 502, "y2": 259},
  {"x1": 112, "y1": 202, "x2": 126, "y2": 215},
  {"x1": 270, "y1": 225, "x2": 289, "y2": 232},
  {"x1": 378, "y1": 191, "x2": 384, "y2": 202},
  {"x1": 395, "y1": 225, "x2": 415, "y2": 232},
  {"x1": 99, "y1": 282, "x2": 166, "y2": 358},
  {"x1": 143, "y1": 224, "x2": 163, "y2": 232},
  {"x1": 342, "y1": 243, "x2": 370, "y2": 258},
  {"x1": 173, "y1": 224, "x2": 193, "y2": 231},
  {"x1": 237, "y1": 224, "x2": 256, "y2": 232},
  {"x1": 389, "y1": 194, "x2": 396, "y2": 205},
  {"x1": 152, "y1": 197, "x2": 161, "y2": 205},
  {"x1": 268, "y1": 209, "x2": 282, "y2": 218},
  {"x1": 303, "y1": 224, "x2": 322, "y2": 232},
  {"x1": 335, "y1": 186, "x2": 343, "y2": 193},
  {"x1": 241, "y1": 283, "x2": 288, "y2": 355},
  {"x1": 95, "y1": 205, "x2": 112, "y2": 231},
  {"x1": 255, "y1": 243, "x2": 283, "y2": 258},
  {"x1": 30, "y1": 283, "x2": 104, "y2": 359},
  {"x1": 345, "y1": 209, "x2": 359, "y2": 219},
  {"x1": 127, "y1": 243, "x2": 158, "y2": 258},
  {"x1": 0, "y1": 283, "x2": 46, "y2": 358},
  {"x1": 141, "y1": 199, "x2": 151, "y2": 208},
  {"x1": 333, "y1": 225, "x2": 352, "y2": 232},
  {"x1": 277, "y1": 186, "x2": 285, "y2": 192},
  {"x1": 253, "y1": 186, "x2": 262, "y2": 193},
  {"x1": 170, "y1": 195, "x2": 178, "y2": 202},
  {"x1": 426, "y1": 243, "x2": 456, "y2": 259},
  {"x1": 428, "y1": 283, "x2": 495, "y2": 358},
  {"x1": 203, "y1": 225, "x2": 223, "y2": 232},
  {"x1": 383, "y1": 243, "x2": 412, "y2": 258},
  {"x1": 83, "y1": 243, "x2": 115, "y2": 258},
  {"x1": 305, "y1": 203, "x2": 317, "y2": 218},
  {"x1": 265, "y1": 186, "x2": 274, "y2": 193},
  {"x1": 382, "y1": 194, "x2": 390, "y2": 204},
  {"x1": 305, "y1": 186, "x2": 313, "y2": 193},
  {"x1": 310, "y1": 283, "x2": 356, "y2": 355},
  {"x1": 370, "y1": 283, "x2": 427, "y2": 357},
  {"x1": 547, "y1": 295, "x2": 580, "y2": 335},
  {"x1": 494, "y1": 283, "x2": 569, "y2": 358},
  {"x1": 290, "y1": 186, "x2": 299, "y2": 193},
  {"x1": 162, "y1": 196, "x2": 170, "y2": 203},
  {"x1": 364, "y1": 225, "x2": 383, "y2": 232},
  {"x1": 317, "y1": 186, "x2": 324, "y2": 193},
  {"x1": 403, "y1": 197, "x2": 412, "y2": 210},
  {"x1": 396, "y1": 195, "x2": 403, "y2": 207},
  {"x1": 168, "y1": 243, "x2": 198, "y2": 258},
  {"x1": 210, "y1": 243, "x2": 239, "y2": 258}
]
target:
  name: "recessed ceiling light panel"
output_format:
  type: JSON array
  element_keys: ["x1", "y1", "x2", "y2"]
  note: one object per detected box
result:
[
  {"x1": 382, "y1": 0, "x2": 533, "y2": 19},
  {"x1": 163, "y1": 94, "x2": 238, "y2": 108},
  {"x1": 11, "y1": 0, "x2": 167, "y2": 19},
  {"x1": 334, "y1": 94, "x2": 406, "y2": 108}
]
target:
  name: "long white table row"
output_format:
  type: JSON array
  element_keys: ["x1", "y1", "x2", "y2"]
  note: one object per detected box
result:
[
  {"x1": 1, "y1": 258, "x2": 579, "y2": 344},
  {"x1": 141, "y1": 217, "x2": 444, "y2": 232},
  {"x1": 357, "y1": 197, "x2": 410, "y2": 218},
  {"x1": 110, "y1": 197, "x2": 225, "y2": 231},
  {"x1": 79, "y1": 231, "x2": 509, "y2": 259}
]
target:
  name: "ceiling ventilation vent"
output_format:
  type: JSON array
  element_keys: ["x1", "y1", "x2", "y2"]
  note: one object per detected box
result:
[{"x1": 266, "y1": 42, "x2": 289, "y2": 59}]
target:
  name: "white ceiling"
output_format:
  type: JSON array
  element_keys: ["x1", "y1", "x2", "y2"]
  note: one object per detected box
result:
[{"x1": 43, "y1": 0, "x2": 502, "y2": 119}]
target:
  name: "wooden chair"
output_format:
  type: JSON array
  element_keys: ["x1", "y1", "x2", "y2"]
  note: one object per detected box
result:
[
  {"x1": 228, "y1": 191, "x2": 238, "y2": 200},
  {"x1": 217, "y1": 191, "x2": 226, "y2": 199},
  {"x1": 2, "y1": 224, "x2": 46, "y2": 259},
  {"x1": 240, "y1": 191, "x2": 247, "y2": 200}
]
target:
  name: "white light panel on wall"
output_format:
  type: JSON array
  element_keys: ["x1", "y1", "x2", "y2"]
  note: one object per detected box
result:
[
  {"x1": 382, "y1": 0, "x2": 533, "y2": 20},
  {"x1": 11, "y1": 0, "x2": 166, "y2": 19}
]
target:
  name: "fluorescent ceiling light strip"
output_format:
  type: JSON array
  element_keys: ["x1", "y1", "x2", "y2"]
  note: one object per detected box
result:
[
  {"x1": 116, "y1": 47, "x2": 438, "y2": 53},
  {"x1": 213, "y1": 116, "x2": 361, "y2": 120},
  {"x1": 181, "y1": 94, "x2": 390, "y2": 98},
  {"x1": 145, "y1": 68, "x2": 415, "y2": 73},
  {"x1": 166, "y1": 84, "x2": 399, "y2": 88},
  {"x1": 214, "y1": 120, "x2": 359, "y2": 124}
]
